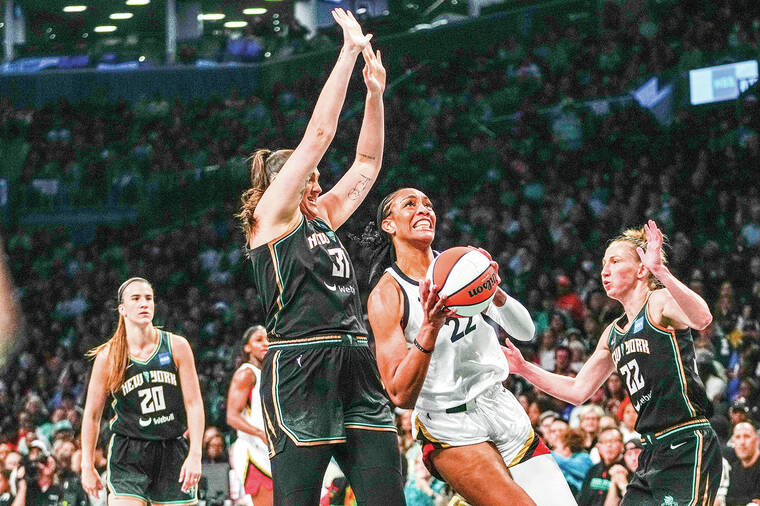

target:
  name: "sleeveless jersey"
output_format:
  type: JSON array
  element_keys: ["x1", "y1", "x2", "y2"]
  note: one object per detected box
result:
[
  {"x1": 109, "y1": 330, "x2": 187, "y2": 440},
  {"x1": 235, "y1": 363, "x2": 266, "y2": 446},
  {"x1": 386, "y1": 264, "x2": 510, "y2": 412},
  {"x1": 248, "y1": 216, "x2": 366, "y2": 342},
  {"x1": 607, "y1": 297, "x2": 709, "y2": 434}
]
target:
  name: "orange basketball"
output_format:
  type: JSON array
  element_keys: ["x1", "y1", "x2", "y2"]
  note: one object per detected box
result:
[{"x1": 425, "y1": 246, "x2": 498, "y2": 317}]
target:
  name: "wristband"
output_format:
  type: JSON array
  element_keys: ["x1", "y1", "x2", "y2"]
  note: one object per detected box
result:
[{"x1": 413, "y1": 339, "x2": 433, "y2": 354}]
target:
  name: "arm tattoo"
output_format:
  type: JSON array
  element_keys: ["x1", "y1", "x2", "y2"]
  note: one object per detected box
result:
[
  {"x1": 348, "y1": 174, "x2": 372, "y2": 200},
  {"x1": 358, "y1": 152, "x2": 376, "y2": 161}
]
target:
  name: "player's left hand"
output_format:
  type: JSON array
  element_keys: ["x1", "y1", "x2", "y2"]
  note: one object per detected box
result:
[
  {"x1": 179, "y1": 454, "x2": 202, "y2": 493},
  {"x1": 362, "y1": 45, "x2": 385, "y2": 95},
  {"x1": 636, "y1": 219, "x2": 666, "y2": 278}
]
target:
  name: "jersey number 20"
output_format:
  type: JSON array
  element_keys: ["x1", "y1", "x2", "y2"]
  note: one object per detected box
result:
[{"x1": 138, "y1": 386, "x2": 166, "y2": 414}]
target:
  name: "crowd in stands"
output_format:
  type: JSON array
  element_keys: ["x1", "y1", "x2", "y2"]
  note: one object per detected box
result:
[{"x1": 1, "y1": 0, "x2": 760, "y2": 504}]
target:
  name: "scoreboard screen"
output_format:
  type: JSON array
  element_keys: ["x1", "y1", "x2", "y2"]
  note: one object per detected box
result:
[{"x1": 689, "y1": 59, "x2": 758, "y2": 105}]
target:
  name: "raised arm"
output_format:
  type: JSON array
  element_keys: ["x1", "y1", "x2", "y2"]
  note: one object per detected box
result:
[
  {"x1": 368, "y1": 275, "x2": 450, "y2": 409},
  {"x1": 255, "y1": 9, "x2": 372, "y2": 229},
  {"x1": 320, "y1": 46, "x2": 386, "y2": 229},
  {"x1": 637, "y1": 220, "x2": 712, "y2": 330},
  {"x1": 503, "y1": 324, "x2": 616, "y2": 406},
  {"x1": 172, "y1": 335, "x2": 205, "y2": 493},
  {"x1": 80, "y1": 350, "x2": 109, "y2": 497},
  {"x1": 226, "y1": 367, "x2": 267, "y2": 443}
]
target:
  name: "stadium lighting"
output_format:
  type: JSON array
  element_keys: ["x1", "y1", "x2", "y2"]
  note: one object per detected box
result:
[
  {"x1": 224, "y1": 21, "x2": 249, "y2": 28},
  {"x1": 198, "y1": 13, "x2": 226, "y2": 21},
  {"x1": 125, "y1": 0, "x2": 150, "y2": 5},
  {"x1": 243, "y1": 8, "x2": 267, "y2": 15},
  {"x1": 63, "y1": 5, "x2": 88, "y2": 12},
  {"x1": 93, "y1": 25, "x2": 118, "y2": 33},
  {"x1": 110, "y1": 13, "x2": 134, "y2": 20}
]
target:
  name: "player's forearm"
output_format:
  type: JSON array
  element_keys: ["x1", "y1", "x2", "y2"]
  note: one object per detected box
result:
[
  {"x1": 388, "y1": 324, "x2": 439, "y2": 408},
  {"x1": 226, "y1": 413, "x2": 266, "y2": 440},
  {"x1": 302, "y1": 45, "x2": 361, "y2": 150},
  {"x1": 186, "y1": 400, "x2": 205, "y2": 457},
  {"x1": 514, "y1": 360, "x2": 588, "y2": 405},
  {"x1": 353, "y1": 92, "x2": 384, "y2": 171},
  {"x1": 655, "y1": 267, "x2": 712, "y2": 329},
  {"x1": 79, "y1": 410, "x2": 102, "y2": 469},
  {"x1": 490, "y1": 293, "x2": 535, "y2": 342}
]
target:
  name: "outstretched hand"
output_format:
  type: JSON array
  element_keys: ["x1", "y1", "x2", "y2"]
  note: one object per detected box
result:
[
  {"x1": 636, "y1": 219, "x2": 666, "y2": 277},
  {"x1": 502, "y1": 339, "x2": 527, "y2": 375},
  {"x1": 362, "y1": 45, "x2": 386, "y2": 95},
  {"x1": 332, "y1": 8, "x2": 372, "y2": 54}
]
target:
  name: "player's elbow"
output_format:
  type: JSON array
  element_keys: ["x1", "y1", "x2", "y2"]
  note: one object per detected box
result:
[
  {"x1": 693, "y1": 312, "x2": 712, "y2": 331},
  {"x1": 389, "y1": 391, "x2": 416, "y2": 410}
]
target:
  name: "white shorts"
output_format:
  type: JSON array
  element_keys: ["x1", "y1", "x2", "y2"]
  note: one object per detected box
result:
[
  {"x1": 231, "y1": 436, "x2": 271, "y2": 481},
  {"x1": 412, "y1": 383, "x2": 533, "y2": 466},
  {"x1": 412, "y1": 383, "x2": 577, "y2": 506}
]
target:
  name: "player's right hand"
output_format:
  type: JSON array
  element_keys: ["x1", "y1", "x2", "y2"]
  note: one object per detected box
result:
[
  {"x1": 81, "y1": 465, "x2": 104, "y2": 497},
  {"x1": 332, "y1": 8, "x2": 372, "y2": 54}
]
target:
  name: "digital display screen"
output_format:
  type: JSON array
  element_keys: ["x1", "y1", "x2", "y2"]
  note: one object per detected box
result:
[{"x1": 689, "y1": 60, "x2": 758, "y2": 105}]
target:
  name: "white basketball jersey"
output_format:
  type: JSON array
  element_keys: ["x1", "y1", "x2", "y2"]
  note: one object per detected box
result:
[
  {"x1": 235, "y1": 363, "x2": 266, "y2": 446},
  {"x1": 385, "y1": 264, "x2": 511, "y2": 412}
]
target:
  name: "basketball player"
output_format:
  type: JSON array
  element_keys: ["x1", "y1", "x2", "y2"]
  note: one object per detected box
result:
[
  {"x1": 365, "y1": 188, "x2": 577, "y2": 505},
  {"x1": 226, "y1": 325, "x2": 272, "y2": 506},
  {"x1": 80, "y1": 277, "x2": 204, "y2": 505},
  {"x1": 235, "y1": 9, "x2": 404, "y2": 505},
  {"x1": 504, "y1": 220, "x2": 722, "y2": 504}
]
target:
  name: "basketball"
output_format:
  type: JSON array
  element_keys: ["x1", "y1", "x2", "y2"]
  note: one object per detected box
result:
[{"x1": 426, "y1": 246, "x2": 499, "y2": 317}]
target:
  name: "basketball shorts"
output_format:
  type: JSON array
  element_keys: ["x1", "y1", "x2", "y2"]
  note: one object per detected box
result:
[
  {"x1": 413, "y1": 383, "x2": 539, "y2": 472},
  {"x1": 107, "y1": 434, "x2": 197, "y2": 504},
  {"x1": 261, "y1": 334, "x2": 397, "y2": 456},
  {"x1": 231, "y1": 437, "x2": 272, "y2": 495},
  {"x1": 413, "y1": 383, "x2": 577, "y2": 505},
  {"x1": 622, "y1": 421, "x2": 721, "y2": 506}
]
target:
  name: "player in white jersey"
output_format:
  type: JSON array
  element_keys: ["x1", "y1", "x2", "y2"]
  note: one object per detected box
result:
[
  {"x1": 366, "y1": 188, "x2": 577, "y2": 506},
  {"x1": 226, "y1": 326, "x2": 273, "y2": 506}
]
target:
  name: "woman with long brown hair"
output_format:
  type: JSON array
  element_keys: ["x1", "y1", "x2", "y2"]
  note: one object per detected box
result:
[
  {"x1": 80, "y1": 277, "x2": 204, "y2": 506},
  {"x1": 236, "y1": 9, "x2": 403, "y2": 506}
]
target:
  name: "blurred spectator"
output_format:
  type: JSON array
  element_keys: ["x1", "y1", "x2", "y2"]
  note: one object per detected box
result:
[
  {"x1": 577, "y1": 427, "x2": 624, "y2": 505},
  {"x1": 200, "y1": 428, "x2": 232, "y2": 506},
  {"x1": 724, "y1": 422, "x2": 760, "y2": 506},
  {"x1": 616, "y1": 398, "x2": 640, "y2": 443},
  {"x1": 551, "y1": 426, "x2": 594, "y2": 496}
]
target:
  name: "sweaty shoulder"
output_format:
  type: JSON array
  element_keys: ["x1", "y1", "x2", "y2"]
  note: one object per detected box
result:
[{"x1": 597, "y1": 322, "x2": 615, "y2": 352}]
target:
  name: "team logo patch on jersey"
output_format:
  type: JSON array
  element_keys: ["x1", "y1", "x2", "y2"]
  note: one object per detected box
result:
[
  {"x1": 633, "y1": 317, "x2": 644, "y2": 334},
  {"x1": 158, "y1": 352, "x2": 171, "y2": 365}
]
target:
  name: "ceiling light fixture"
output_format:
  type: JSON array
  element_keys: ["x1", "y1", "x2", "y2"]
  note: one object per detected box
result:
[
  {"x1": 93, "y1": 25, "x2": 118, "y2": 32},
  {"x1": 125, "y1": 0, "x2": 150, "y2": 5},
  {"x1": 243, "y1": 8, "x2": 267, "y2": 15},
  {"x1": 197, "y1": 13, "x2": 226, "y2": 21},
  {"x1": 110, "y1": 13, "x2": 134, "y2": 20},
  {"x1": 224, "y1": 21, "x2": 248, "y2": 28},
  {"x1": 63, "y1": 5, "x2": 88, "y2": 12}
]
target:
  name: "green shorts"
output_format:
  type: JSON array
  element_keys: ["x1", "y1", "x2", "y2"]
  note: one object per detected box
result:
[
  {"x1": 107, "y1": 434, "x2": 198, "y2": 505},
  {"x1": 623, "y1": 423, "x2": 721, "y2": 506},
  {"x1": 261, "y1": 334, "x2": 397, "y2": 456}
]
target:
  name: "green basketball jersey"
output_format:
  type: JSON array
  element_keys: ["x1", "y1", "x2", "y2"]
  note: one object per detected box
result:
[
  {"x1": 109, "y1": 330, "x2": 187, "y2": 440},
  {"x1": 248, "y1": 215, "x2": 367, "y2": 342},
  {"x1": 607, "y1": 298, "x2": 709, "y2": 434}
]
